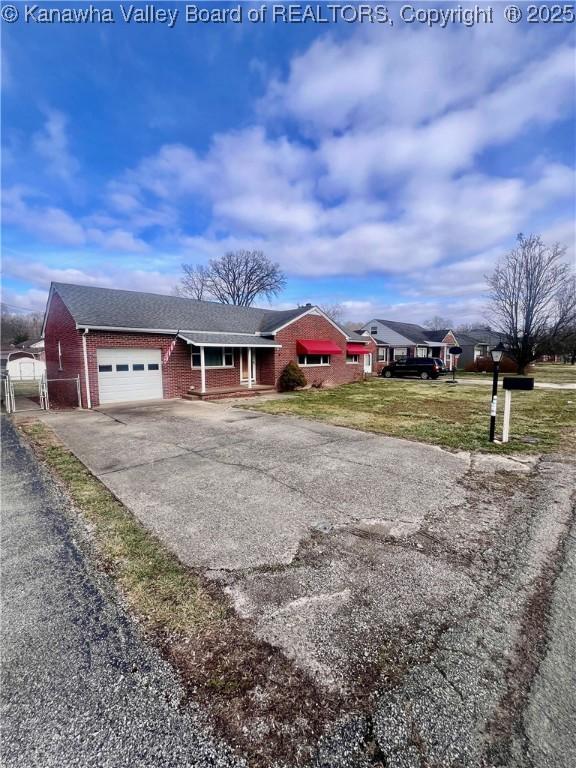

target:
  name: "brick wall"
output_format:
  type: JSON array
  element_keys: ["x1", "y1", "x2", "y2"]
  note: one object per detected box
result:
[
  {"x1": 44, "y1": 292, "x2": 85, "y2": 407},
  {"x1": 188, "y1": 349, "x2": 242, "y2": 391},
  {"x1": 83, "y1": 332, "x2": 195, "y2": 406},
  {"x1": 273, "y1": 313, "x2": 364, "y2": 388},
  {"x1": 84, "y1": 333, "x2": 245, "y2": 405}
]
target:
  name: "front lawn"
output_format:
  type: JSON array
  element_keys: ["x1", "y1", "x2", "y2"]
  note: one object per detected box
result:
[{"x1": 245, "y1": 379, "x2": 575, "y2": 454}]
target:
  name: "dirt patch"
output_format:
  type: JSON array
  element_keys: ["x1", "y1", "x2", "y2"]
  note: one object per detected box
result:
[{"x1": 483, "y1": 499, "x2": 576, "y2": 765}]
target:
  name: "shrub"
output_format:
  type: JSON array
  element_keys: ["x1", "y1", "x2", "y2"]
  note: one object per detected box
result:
[
  {"x1": 278, "y1": 361, "x2": 307, "y2": 391},
  {"x1": 468, "y1": 356, "x2": 534, "y2": 374}
]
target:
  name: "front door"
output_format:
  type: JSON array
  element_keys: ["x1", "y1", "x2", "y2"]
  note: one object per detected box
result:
[
  {"x1": 240, "y1": 349, "x2": 257, "y2": 383},
  {"x1": 364, "y1": 353, "x2": 372, "y2": 374}
]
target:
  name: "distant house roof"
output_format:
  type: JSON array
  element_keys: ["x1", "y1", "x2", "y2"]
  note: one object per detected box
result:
[
  {"x1": 465, "y1": 328, "x2": 505, "y2": 346},
  {"x1": 455, "y1": 332, "x2": 482, "y2": 347},
  {"x1": 45, "y1": 283, "x2": 353, "y2": 341},
  {"x1": 17, "y1": 338, "x2": 44, "y2": 349},
  {"x1": 373, "y1": 320, "x2": 430, "y2": 344},
  {"x1": 424, "y1": 329, "x2": 451, "y2": 342},
  {"x1": 365, "y1": 319, "x2": 455, "y2": 346}
]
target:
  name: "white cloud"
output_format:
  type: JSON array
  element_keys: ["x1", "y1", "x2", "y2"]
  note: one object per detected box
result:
[
  {"x1": 2, "y1": 258, "x2": 178, "y2": 303},
  {"x1": 2, "y1": 187, "x2": 86, "y2": 246},
  {"x1": 2, "y1": 187, "x2": 149, "y2": 252},
  {"x1": 261, "y1": 24, "x2": 539, "y2": 135},
  {"x1": 1, "y1": 288, "x2": 49, "y2": 313},
  {"x1": 33, "y1": 110, "x2": 79, "y2": 185},
  {"x1": 3, "y1": 24, "x2": 574, "y2": 325}
]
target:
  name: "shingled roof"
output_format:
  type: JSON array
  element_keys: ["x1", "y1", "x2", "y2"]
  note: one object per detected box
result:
[{"x1": 47, "y1": 283, "x2": 346, "y2": 338}]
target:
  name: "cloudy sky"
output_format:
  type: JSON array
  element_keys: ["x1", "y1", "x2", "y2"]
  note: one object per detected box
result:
[{"x1": 2, "y1": 5, "x2": 575, "y2": 324}]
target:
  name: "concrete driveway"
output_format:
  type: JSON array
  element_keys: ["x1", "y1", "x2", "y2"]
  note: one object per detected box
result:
[
  {"x1": 32, "y1": 399, "x2": 576, "y2": 764},
  {"x1": 37, "y1": 399, "x2": 470, "y2": 572}
]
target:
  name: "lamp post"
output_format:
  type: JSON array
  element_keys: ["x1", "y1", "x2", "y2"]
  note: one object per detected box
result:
[{"x1": 489, "y1": 342, "x2": 505, "y2": 442}]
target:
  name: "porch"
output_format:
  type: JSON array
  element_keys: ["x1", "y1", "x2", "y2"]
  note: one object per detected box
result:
[
  {"x1": 183, "y1": 383, "x2": 275, "y2": 401},
  {"x1": 176, "y1": 331, "x2": 280, "y2": 397}
]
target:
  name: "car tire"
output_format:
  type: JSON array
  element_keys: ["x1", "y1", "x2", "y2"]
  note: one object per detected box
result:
[
  {"x1": 420, "y1": 371, "x2": 429, "y2": 380},
  {"x1": 384, "y1": 370, "x2": 392, "y2": 378}
]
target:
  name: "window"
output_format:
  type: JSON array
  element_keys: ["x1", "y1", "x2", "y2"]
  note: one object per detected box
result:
[
  {"x1": 346, "y1": 354, "x2": 359, "y2": 364},
  {"x1": 133, "y1": 364, "x2": 145, "y2": 371},
  {"x1": 370, "y1": 326, "x2": 378, "y2": 335},
  {"x1": 116, "y1": 364, "x2": 129, "y2": 372},
  {"x1": 98, "y1": 364, "x2": 113, "y2": 373},
  {"x1": 393, "y1": 348, "x2": 407, "y2": 360},
  {"x1": 57, "y1": 340, "x2": 63, "y2": 370},
  {"x1": 191, "y1": 347, "x2": 234, "y2": 368},
  {"x1": 416, "y1": 347, "x2": 428, "y2": 358},
  {"x1": 377, "y1": 347, "x2": 387, "y2": 361},
  {"x1": 148, "y1": 363, "x2": 159, "y2": 371},
  {"x1": 298, "y1": 354, "x2": 330, "y2": 366}
]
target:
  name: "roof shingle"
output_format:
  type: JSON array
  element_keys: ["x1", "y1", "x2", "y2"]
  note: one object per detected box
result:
[{"x1": 51, "y1": 283, "x2": 308, "y2": 335}]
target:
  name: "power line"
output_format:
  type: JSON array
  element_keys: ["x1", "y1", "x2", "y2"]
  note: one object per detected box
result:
[{"x1": 1, "y1": 302, "x2": 43, "y2": 313}]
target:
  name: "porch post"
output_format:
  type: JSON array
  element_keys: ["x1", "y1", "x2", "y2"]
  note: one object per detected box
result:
[
  {"x1": 200, "y1": 346, "x2": 206, "y2": 394},
  {"x1": 247, "y1": 347, "x2": 252, "y2": 389}
]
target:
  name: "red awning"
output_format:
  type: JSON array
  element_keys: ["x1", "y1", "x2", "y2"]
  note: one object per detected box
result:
[
  {"x1": 296, "y1": 339, "x2": 343, "y2": 355},
  {"x1": 346, "y1": 344, "x2": 370, "y2": 355}
]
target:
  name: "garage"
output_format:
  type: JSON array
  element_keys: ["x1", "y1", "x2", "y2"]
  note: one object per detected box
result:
[{"x1": 96, "y1": 349, "x2": 163, "y2": 404}]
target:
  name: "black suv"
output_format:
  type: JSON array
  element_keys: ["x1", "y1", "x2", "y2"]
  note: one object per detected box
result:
[{"x1": 381, "y1": 357, "x2": 447, "y2": 380}]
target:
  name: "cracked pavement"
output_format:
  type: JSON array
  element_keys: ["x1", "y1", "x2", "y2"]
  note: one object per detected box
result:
[
  {"x1": 1, "y1": 417, "x2": 241, "y2": 768},
  {"x1": 23, "y1": 399, "x2": 576, "y2": 766}
]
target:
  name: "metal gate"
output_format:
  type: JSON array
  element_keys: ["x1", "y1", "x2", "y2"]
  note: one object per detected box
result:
[{"x1": 3, "y1": 373, "x2": 81, "y2": 413}]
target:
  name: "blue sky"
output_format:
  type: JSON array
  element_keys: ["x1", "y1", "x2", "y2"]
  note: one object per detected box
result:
[{"x1": 2, "y1": 3, "x2": 575, "y2": 324}]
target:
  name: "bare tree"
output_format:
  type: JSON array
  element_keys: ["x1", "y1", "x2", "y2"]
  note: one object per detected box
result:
[
  {"x1": 318, "y1": 303, "x2": 345, "y2": 324},
  {"x1": 176, "y1": 264, "x2": 211, "y2": 301},
  {"x1": 541, "y1": 276, "x2": 576, "y2": 365},
  {"x1": 0, "y1": 305, "x2": 43, "y2": 346},
  {"x1": 177, "y1": 250, "x2": 285, "y2": 307},
  {"x1": 424, "y1": 315, "x2": 453, "y2": 331},
  {"x1": 487, "y1": 234, "x2": 575, "y2": 374}
]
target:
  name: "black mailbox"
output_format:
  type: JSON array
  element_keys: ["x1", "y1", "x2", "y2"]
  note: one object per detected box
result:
[{"x1": 503, "y1": 377, "x2": 534, "y2": 391}]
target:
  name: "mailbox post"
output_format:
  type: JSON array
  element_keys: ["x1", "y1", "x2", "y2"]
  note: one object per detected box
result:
[
  {"x1": 501, "y1": 376, "x2": 535, "y2": 443},
  {"x1": 488, "y1": 343, "x2": 505, "y2": 443}
]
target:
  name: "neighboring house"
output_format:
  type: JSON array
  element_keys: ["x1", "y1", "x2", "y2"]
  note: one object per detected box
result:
[
  {"x1": 360, "y1": 320, "x2": 460, "y2": 371},
  {"x1": 42, "y1": 283, "x2": 372, "y2": 407},
  {"x1": 360, "y1": 321, "x2": 508, "y2": 371},
  {"x1": 18, "y1": 338, "x2": 45, "y2": 357}
]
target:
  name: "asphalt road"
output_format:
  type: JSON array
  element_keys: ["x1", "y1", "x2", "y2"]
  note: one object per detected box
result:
[{"x1": 0, "y1": 418, "x2": 242, "y2": 768}]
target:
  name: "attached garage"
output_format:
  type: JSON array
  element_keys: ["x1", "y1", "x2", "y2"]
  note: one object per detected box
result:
[{"x1": 97, "y1": 348, "x2": 163, "y2": 404}]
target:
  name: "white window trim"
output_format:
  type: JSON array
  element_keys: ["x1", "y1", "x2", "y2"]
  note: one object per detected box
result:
[
  {"x1": 57, "y1": 340, "x2": 63, "y2": 370},
  {"x1": 346, "y1": 354, "x2": 360, "y2": 364},
  {"x1": 191, "y1": 347, "x2": 234, "y2": 369},
  {"x1": 298, "y1": 354, "x2": 331, "y2": 367}
]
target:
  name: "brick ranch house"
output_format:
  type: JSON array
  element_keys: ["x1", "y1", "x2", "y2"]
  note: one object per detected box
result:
[{"x1": 43, "y1": 282, "x2": 373, "y2": 407}]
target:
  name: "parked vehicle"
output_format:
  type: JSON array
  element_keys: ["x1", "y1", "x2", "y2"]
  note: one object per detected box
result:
[{"x1": 381, "y1": 357, "x2": 447, "y2": 380}]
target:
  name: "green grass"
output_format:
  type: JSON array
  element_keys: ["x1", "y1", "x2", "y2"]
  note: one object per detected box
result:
[
  {"x1": 244, "y1": 379, "x2": 576, "y2": 454},
  {"x1": 458, "y1": 363, "x2": 576, "y2": 385},
  {"x1": 10, "y1": 380, "x2": 40, "y2": 396},
  {"x1": 21, "y1": 421, "x2": 224, "y2": 634}
]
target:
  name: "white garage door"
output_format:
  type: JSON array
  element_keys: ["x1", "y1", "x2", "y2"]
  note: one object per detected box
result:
[{"x1": 97, "y1": 348, "x2": 163, "y2": 404}]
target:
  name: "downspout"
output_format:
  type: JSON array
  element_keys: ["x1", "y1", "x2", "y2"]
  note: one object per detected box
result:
[{"x1": 82, "y1": 328, "x2": 92, "y2": 409}]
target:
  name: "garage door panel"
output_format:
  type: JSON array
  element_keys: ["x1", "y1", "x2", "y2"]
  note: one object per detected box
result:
[{"x1": 97, "y1": 348, "x2": 163, "y2": 404}]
